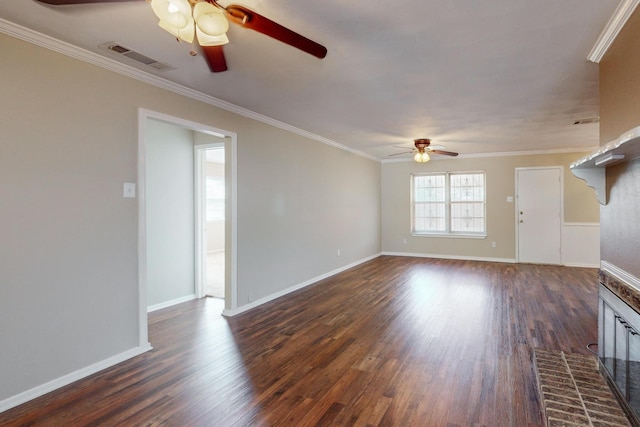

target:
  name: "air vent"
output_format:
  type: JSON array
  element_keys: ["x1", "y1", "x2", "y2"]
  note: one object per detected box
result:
[
  {"x1": 99, "y1": 42, "x2": 173, "y2": 71},
  {"x1": 573, "y1": 117, "x2": 599, "y2": 125}
]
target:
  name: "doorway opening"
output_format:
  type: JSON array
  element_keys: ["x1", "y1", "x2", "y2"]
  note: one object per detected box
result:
[
  {"x1": 138, "y1": 108, "x2": 237, "y2": 346},
  {"x1": 197, "y1": 145, "x2": 225, "y2": 300}
]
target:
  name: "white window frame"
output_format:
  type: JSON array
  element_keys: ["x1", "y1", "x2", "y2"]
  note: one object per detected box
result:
[{"x1": 411, "y1": 171, "x2": 487, "y2": 237}]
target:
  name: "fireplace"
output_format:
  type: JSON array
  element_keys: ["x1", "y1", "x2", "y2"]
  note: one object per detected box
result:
[
  {"x1": 599, "y1": 266, "x2": 640, "y2": 427},
  {"x1": 570, "y1": 126, "x2": 640, "y2": 427}
]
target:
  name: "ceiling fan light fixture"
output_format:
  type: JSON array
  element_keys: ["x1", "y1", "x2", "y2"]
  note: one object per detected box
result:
[
  {"x1": 193, "y1": 2, "x2": 229, "y2": 37},
  {"x1": 151, "y1": 0, "x2": 192, "y2": 29},
  {"x1": 414, "y1": 151, "x2": 430, "y2": 163},
  {"x1": 159, "y1": 18, "x2": 195, "y2": 43},
  {"x1": 196, "y1": 29, "x2": 229, "y2": 46}
]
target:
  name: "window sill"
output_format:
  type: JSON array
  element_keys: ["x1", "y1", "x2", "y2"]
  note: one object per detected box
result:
[{"x1": 411, "y1": 233, "x2": 487, "y2": 239}]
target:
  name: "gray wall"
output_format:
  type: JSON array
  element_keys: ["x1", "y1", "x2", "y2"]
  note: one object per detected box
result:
[
  {"x1": 146, "y1": 119, "x2": 196, "y2": 307},
  {"x1": 0, "y1": 32, "x2": 381, "y2": 405},
  {"x1": 237, "y1": 124, "x2": 381, "y2": 304},
  {"x1": 601, "y1": 160, "x2": 640, "y2": 276}
]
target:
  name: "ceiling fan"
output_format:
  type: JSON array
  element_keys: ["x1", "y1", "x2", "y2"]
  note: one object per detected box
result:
[
  {"x1": 390, "y1": 138, "x2": 459, "y2": 163},
  {"x1": 34, "y1": 0, "x2": 328, "y2": 73}
]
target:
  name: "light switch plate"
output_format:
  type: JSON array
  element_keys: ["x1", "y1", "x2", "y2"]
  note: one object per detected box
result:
[{"x1": 123, "y1": 183, "x2": 136, "y2": 199}]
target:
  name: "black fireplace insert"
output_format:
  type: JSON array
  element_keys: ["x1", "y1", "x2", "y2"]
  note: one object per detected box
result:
[{"x1": 599, "y1": 278, "x2": 640, "y2": 426}]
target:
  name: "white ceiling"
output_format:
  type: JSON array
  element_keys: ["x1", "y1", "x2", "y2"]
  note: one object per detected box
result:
[{"x1": 0, "y1": 0, "x2": 621, "y2": 160}]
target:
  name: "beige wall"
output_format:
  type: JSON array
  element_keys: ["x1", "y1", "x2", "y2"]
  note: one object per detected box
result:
[
  {"x1": 598, "y1": 7, "x2": 640, "y2": 278},
  {"x1": 381, "y1": 153, "x2": 599, "y2": 260},
  {"x1": 0, "y1": 32, "x2": 380, "y2": 404}
]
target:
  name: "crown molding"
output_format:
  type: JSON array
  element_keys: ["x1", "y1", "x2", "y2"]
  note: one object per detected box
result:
[
  {"x1": 588, "y1": 0, "x2": 640, "y2": 63},
  {"x1": 0, "y1": 18, "x2": 378, "y2": 162},
  {"x1": 460, "y1": 146, "x2": 600, "y2": 159}
]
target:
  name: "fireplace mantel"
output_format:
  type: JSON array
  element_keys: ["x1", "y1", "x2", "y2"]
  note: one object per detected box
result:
[
  {"x1": 601, "y1": 260, "x2": 640, "y2": 312},
  {"x1": 571, "y1": 125, "x2": 640, "y2": 205}
]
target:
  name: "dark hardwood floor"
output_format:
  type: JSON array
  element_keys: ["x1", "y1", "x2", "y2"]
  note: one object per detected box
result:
[{"x1": 0, "y1": 256, "x2": 599, "y2": 426}]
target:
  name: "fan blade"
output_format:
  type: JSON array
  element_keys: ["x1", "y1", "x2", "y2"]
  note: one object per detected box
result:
[
  {"x1": 225, "y1": 5, "x2": 327, "y2": 59},
  {"x1": 389, "y1": 151, "x2": 414, "y2": 157},
  {"x1": 202, "y1": 45, "x2": 228, "y2": 73},
  {"x1": 430, "y1": 150, "x2": 459, "y2": 157},
  {"x1": 35, "y1": 0, "x2": 141, "y2": 4}
]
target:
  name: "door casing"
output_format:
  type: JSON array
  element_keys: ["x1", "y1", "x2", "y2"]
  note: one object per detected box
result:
[{"x1": 138, "y1": 108, "x2": 238, "y2": 347}]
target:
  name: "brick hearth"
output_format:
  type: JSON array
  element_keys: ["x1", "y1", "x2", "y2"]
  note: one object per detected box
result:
[{"x1": 534, "y1": 349, "x2": 631, "y2": 427}]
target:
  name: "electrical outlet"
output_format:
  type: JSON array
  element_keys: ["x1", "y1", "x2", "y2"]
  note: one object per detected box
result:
[
  {"x1": 403, "y1": 238, "x2": 407, "y2": 244},
  {"x1": 248, "y1": 292, "x2": 254, "y2": 303},
  {"x1": 491, "y1": 242, "x2": 496, "y2": 248},
  {"x1": 337, "y1": 249, "x2": 341, "y2": 257}
]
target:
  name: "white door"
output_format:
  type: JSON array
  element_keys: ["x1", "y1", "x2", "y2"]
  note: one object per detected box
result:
[{"x1": 516, "y1": 167, "x2": 562, "y2": 264}]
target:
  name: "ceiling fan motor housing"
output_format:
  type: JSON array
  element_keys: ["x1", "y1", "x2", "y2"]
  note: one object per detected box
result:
[{"x1": 414, "y1": 138, "x2": 431, "y2": 151}]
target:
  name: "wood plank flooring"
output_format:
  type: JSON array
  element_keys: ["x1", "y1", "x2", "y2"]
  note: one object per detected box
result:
[{"x1": 0, "y1": 256, "x2": 599, "y2": 426}]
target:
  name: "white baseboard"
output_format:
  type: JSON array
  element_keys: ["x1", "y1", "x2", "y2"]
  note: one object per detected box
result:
[
  {"x1": 222, "y1": 253, "x2": 381, "y2": 317},
  {"x1": 563, "y1": 262, "x2": 600, "y2": 268},
  {"x1": 0, "y1": 344, "x2": 152, "y2": 413},
  {"x1": 147, "y1": 294, "x2": 196, "y2": 313},
  {"x1": 381, "y1": 251, "x2": 517, "y2": 264}
]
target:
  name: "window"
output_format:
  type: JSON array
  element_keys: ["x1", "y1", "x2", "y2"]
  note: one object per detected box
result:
[{"x1": 412, "y1": 172, "x2": 486, "y2": 236}]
